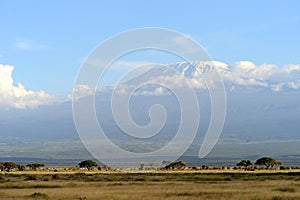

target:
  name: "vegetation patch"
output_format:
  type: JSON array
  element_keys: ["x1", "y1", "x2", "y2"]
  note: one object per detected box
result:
[
  {"x1": 275, "y1": 187, "x2": 296, "y2": 193},
  {"x1": 166, "y1": 191, "x2": 234, "y2": 198},
  {"x1": 33, "y1": 184, "x2": 62, "y2": 189},
  {"x1": 51, "y1": 174, "x2": 59, "y2": 179},
  {"x1": 165, "y1": 191, "x2": 207, "y2": 197},
  {"x1": 250, "y1": 197, "x2": 262, "y2": 200},
  {"x1": 25, "y1": 174, "x2": 37, "y2": 181},
  {"x1": 106, "y1": 182, "x2": 124, "y2": 186},
  {"x1": 0, "y1": 183, "x2": 61, "y2": 189},
  {"x1": 0, "y1": 192, "x2": 6, "y2": 197},
  {"x1": 0, "y1": 171, "x2": 299, "y2": 200},
  {"x1": 271, "y1": 196, "x2": 284, "y2": 200},
  {"x1": 28, "y1": 192, "x2": 50, "y2": 199}
]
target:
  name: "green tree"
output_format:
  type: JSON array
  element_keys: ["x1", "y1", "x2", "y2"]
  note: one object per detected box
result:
[
  {"x1": 26, "y1": 163, "x2": 45, "y2": 170},
  {"x1": 255, "y1": 157, "x2": 282, "y2": 169},
  {"x1": 78, "y1": 160, "x2": 99, "y2": 170},
  {"x1": 236, "y1": 160, "x2": 253, "y2": 168},
  {"x1": 164, "y1": 161, "x2": 187, "y2": 170},
  {"x1": 17, "y1": 164, "x2": 26, "y2": 171},
  {"x1": 0, "y1": 162, "x2": 18, "y2": 172}
]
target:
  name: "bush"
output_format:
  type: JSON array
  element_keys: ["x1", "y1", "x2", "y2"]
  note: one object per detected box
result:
[
  {"x1": 0, "y1": 192, "x2": 6, "y2": 197},
  {"x1": 28, "y1": 192, "x2": 49, "y2": 199},
  {"x1": 52, "y1": 174, "x2": 59, "y2": 179},
  {"x1": 17, "y1": 164, "x2": 25, "y2": 171},
  {"x1": 279, "y1": 166, "x2": 287, "y2": 170},
  {"x1": 275, "y1": 187, "x2": 296, "y2": 193},
  {"x1": 26, "y1": 163, "x2": 45, "y2": 170},
  {"x1": 271, "y1": 196, "x2": 283, "y2": 200},
  {"x1": 25, "y1": 175, "x2": 37, "y2": 181}
]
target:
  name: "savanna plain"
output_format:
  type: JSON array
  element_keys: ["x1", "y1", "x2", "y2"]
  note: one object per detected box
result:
[{"x1": 0, "y1": 170, "x2": 300, "y2": 200}]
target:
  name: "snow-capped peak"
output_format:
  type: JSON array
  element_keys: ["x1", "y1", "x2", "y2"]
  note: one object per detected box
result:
[{"x1": 165, "y1": 60, "x2": 229, "y2": 78}]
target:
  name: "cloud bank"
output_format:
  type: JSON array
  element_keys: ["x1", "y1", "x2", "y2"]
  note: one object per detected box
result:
[
  {"x1": 3, "y1": 60, "x2": 298, "y2": 108},
  {"x1": 0, "y1": 64, "x2": 56, "y2": 109},
  {"x1": 225, "y1": 61, "x2": 300, "y2": 91},
  {"x1": 110, "y1": 61, "x2": 300, "y2": 96},
  {"x1": 70, "y1": 84, "x2": 94, "y2": 100}
]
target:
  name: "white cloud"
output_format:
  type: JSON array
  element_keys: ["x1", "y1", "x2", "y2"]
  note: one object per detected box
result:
[
  {"x1": 223, "y1": 61, "x2": 300, "y2": 91},
  {"x1": 137, "y1": 86, "x2": 171, "y2": 96},
  {"x1": 288, "y1": 81, "x2": 300, "y2": 89},
  {"x1": 70, "y1": 84, "x2": 94, "y2": 100},
  {"x1": 223, "y1": 62, "x2": 270, "y2": 87},
  {"x1": 143, "y1": 61, "x2": 300, "y2": 93},
  {"x1": 14, "y1": 40, "x2": 47, "y2": 51},
  {"x1": 0, "y1": 64, "x2": 56, "y2": 109},
  {"x1": 149, "y1": 74, "x2": 206, "y2": 90},
  {"x1": 270, "y1": 83, "x2": 285, "y2": 92},
  {"x1": 111, "y1": 83, "x2": 171, "y2": 97}
]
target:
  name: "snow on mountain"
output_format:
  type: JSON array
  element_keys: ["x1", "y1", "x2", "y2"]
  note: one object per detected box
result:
[{"x1": 166, "y1": 60, "x2": 229, "y2": 77}]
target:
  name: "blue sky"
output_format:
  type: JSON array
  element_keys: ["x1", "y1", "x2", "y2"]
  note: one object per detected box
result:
[{"x1": 1, "y1": 0, "x2": 300, "y2": 94}]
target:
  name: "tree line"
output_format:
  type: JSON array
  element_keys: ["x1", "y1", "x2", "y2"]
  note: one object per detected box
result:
[
  {"x1": 0, "y1": 160, "x2": 104, "y2": 172},
  {"x1": 236, "y1": 157, "x2": 282, "y2": 169},
  {"x1": 0, "y1": 157, "x2": 286, "y2": 172},
  {"x1": 0, "y1": 162, "x2": 45, "y2": 172}
]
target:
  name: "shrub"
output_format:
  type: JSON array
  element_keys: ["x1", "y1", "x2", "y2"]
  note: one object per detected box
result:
[
  {"x1": 275, "y1": 187, "x2": 296, "y2": 193},
  {"x1": 28, "y1": 192, "x2": 49, "y2": 199},
  {"x1": 271, "y1": 196, "x2": 283, "y2": 200},
  {"x1": 279, "y1": 166, "x2": 287, "y2": 170},
  {"x1": 52, "y1": 174, "x2": 59, "y2": 179},
  {"x1": 26, "y1": 163, "x2": 45, "y2": 170},
  {"x1": 25, "y1": 175, "x2": 37, "y2": 181},
  {"x1": 0, "y1": 192, "x2": 6, "y2": 197}
]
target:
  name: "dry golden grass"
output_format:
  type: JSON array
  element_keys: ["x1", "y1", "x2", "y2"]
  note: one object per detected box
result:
[{"x1": 0, "y1": 171, "x2": 299, "y2": 200}]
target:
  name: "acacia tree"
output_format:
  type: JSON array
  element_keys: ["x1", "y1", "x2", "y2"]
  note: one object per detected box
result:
[
  {"x1": 78, "y1": 160, "x2": 99, "y2": 170},
  {"x1": 26, "y1": 163, "x2": 45, "y2": 170},
  {"x1": 255, "y1": 157, "x2": 281, "y2": 169},
  {"x1": 236, "y1": 160, "x2": 253, "y2": 168},
  {"x1": 164, "y1": 161, "x2": 187, "y2": 170},
  {"x1": 0, "y1": 162, "x2": 18, "y2": 172}
]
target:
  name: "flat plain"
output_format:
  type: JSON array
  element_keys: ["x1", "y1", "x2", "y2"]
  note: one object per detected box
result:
[{"x1": 0, "y1": 170, "x2": 300, "y2": 200}]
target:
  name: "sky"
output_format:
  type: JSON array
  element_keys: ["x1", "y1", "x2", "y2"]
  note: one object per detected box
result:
[{"x1": 0, "y1": 0, "x2": 300, "y2": 98}]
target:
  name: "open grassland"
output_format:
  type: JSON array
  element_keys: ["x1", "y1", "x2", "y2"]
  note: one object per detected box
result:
[{"x1": 0, "y1": 171, "x2": 300, "y2": 200}]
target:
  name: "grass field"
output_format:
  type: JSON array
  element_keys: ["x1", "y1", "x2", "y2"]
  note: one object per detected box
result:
[{"x1": 0, "y1": 171, "x2": 300, "y2": 200}]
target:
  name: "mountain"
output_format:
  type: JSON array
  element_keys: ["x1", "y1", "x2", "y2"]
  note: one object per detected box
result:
[{"x1": 1, "y1": 60, "x2": 300, "y2": 165}]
